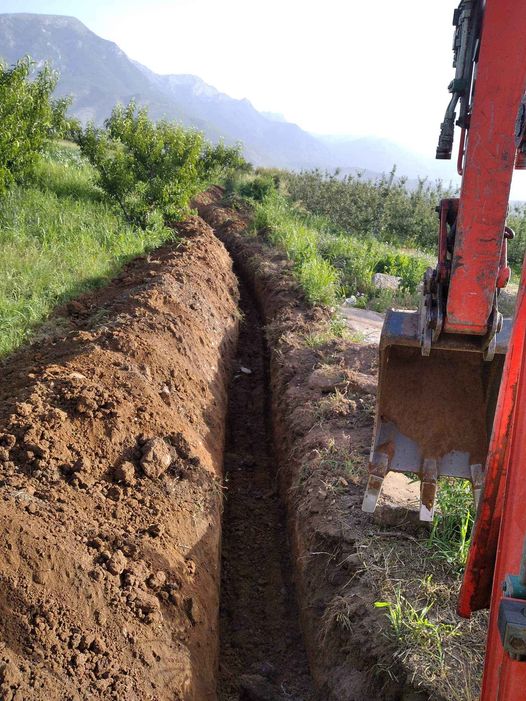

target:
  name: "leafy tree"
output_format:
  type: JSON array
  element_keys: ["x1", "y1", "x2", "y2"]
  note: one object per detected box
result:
[
  {"x1": 0, "y1": 56, "x2": 69, "y2": 193},
  {"x1": 77, "y1": 102, "x2": 245, "y2": 229}
]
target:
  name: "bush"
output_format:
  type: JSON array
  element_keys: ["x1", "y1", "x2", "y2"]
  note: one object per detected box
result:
[
  {"x1": 0, "y1": 142, "x2": 172, "y2": 356},
  {"x1": 284, "y1": 168, "x2": 455, "y2": 251},
  {"x1": 0, "y1": 56, "x2": 70, "y2": 193},
  {"x1": 77, "y1": 102, "x2": 245, "y2": 229},
  {"x1": 507, "y1": 203, "x2": 526, "y2": 268},
  {"x1": 238, "y1": 173, "x2": 278, "y2": 202}
]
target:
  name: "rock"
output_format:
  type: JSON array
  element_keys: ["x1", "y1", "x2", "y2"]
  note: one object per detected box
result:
[
  {"x1": 373, "y1": 472, "x2": 421, "y2": 530},
  {"x1": 106, "y1": 485, "x2": 122, "y2": 501},
  {"x1": 147, "y1": 570, "x2": 167, "y2": 592},
  {"x1": 114, "y1": 461, "x2": 136, "y2": 485},
  {"x1": 239, "y1": 674, "x2": 278, "y2": 701},
  {"x1": 0, "y1": 433, "x2": 16, "y2": 449},
  {"x1": 140, "y1": 438, "x2": 172, "y2": 478},
  {"x1": 76, "y1": 396, "x2": 97, "y2": 414},
  {"x1": 372, "y1": 272, "x2": 400, "y2": 290},
  {"x1": 307, "y1": 367, "x2": 346, "y2": 393},
  {"x1": 106, "y1": 549, "x2": 127, "y2": 576},
  {"x1": 134, "y1": 591, "x2": 160, "y2": 615},
  {"x1": 343, "y1": 295, "x2": 357, "y2": 307}
]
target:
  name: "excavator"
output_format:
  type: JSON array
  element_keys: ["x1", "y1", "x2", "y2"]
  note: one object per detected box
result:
[{"x1": 361, "y1": 0, "x2": 526, "y2": 697}]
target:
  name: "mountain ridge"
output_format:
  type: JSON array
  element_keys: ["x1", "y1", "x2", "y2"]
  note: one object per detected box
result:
[{"x1": 0, "y1": 11, "x2": 459, "y2": 182}]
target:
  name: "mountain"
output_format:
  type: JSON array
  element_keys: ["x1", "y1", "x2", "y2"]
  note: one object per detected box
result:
[
  {"x1": 0, "y1": 12, "x2": 332, "y2": 169},
  {"x1": 132, "y1": 62, "x2": 332, "y2": 168},
  {"x1": 319, "y1": 135, "x2": 459, "y2": 186},
  {"x1": 0, "y1": 12, "x2": 460, "y2": 182}
]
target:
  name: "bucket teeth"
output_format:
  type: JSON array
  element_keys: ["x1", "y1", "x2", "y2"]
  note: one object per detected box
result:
[
  {"x1": 470, "y1": 463, "x2": 484, "y2": 509},
  {"x1": 361, "y1": 452, "x2": 484, "y2": 522},
  {"x1": 362, "y1": 453, "x2": 388, "y2": 513},
  {"x1": 419, "y1": 459, "x2": 438, "y2": 522}
]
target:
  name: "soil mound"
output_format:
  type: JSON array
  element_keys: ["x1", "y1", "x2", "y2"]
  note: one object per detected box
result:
[{"x1": 0, "y1": 218, "x2": 239, "y2": 700}]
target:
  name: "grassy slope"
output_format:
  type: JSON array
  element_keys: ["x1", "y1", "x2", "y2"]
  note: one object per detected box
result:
[
  {"x1": 226, "y1": 174, "x2": 434, "y2": 311},
  {"x1": 0, "y1": 141, "x2": 171, "y2": 356}
]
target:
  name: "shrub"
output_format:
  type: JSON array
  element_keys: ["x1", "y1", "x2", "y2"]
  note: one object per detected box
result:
[
  {"x1": 77, "y1": 102, "x2": 245, "y2": 229},
  {"x1": 238, "y1": 173, "x2": 278, "y2": 201},
  {"x1": 0, "y1": 57, "x2": 69, "y2": 193},
  {"x1": 284, "y1": 168, "x2": 454, "y2": 251}
]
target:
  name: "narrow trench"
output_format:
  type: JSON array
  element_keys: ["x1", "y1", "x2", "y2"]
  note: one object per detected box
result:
[{"x1": 218, "y1": 279, "x2": 315, "y2": 701}]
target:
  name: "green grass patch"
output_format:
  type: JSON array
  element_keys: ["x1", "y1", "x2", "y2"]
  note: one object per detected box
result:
[
  {"x1": 427, "y1": 479, "x2": 474, "y2": 570},
  {"x1": 375, "y1": 588, "x2": 460, "y2": 668},
  {"x1": 0, "y1": 142, "x2": 171, "y2": 356},
  {"x1": 231, "y1": 175, "x2": 432, "y2": 311}
]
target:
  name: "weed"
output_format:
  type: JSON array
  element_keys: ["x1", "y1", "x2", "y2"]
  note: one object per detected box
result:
[
  {"x1": 0, "y1": 142, "x2": 172, "y2": 356},
  {"x1": 375, "y1": 588, "x2": 460, "y2": 666},
  {"x1": 317, "y1": 443, "x2": 364, "y2": 485},
  {"x1": 427, "y1": 479, "x2": 474, "y2": 570},
  {"x1": 315, "y1": 389, "x2": 351, "y2": 423},
  {"x1": 321, "y1": 595, "x2": 355, "y2": 641}
]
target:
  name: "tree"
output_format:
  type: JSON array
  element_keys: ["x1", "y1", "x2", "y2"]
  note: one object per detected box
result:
[
  {"x1": 77, "y1": 101, "x2": 245, "y2": 229},
  {"x1": 0, "y1": 56, "x2": 69, "y2": 193}
]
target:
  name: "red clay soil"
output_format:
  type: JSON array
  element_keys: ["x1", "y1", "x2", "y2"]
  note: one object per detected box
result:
[{"x1": 0, "y1": 218, "x2": 239, "y2": 701}]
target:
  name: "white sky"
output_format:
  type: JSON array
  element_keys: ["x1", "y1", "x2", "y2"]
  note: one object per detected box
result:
[{"x1": 2, "y1": 0, "x2": 526, "y2": 196}]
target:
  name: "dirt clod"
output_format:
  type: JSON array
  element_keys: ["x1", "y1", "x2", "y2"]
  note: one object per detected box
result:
[
  {"x1": 140, "y1": 436, "x2": 173, "y2": 478},
  {"x1": 114, "y1": 461, "x2": 136, "y2": 485}
]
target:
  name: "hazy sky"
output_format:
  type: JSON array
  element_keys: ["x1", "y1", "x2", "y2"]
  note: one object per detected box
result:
[
  {"x1": 2, "y1": 0, "x2": 526, "y2": 196},
  {"x1": 1, "y1": 0, "x2": 459, "y2": 153}
]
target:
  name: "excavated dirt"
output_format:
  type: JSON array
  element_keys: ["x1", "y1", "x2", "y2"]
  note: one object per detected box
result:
[
  {"x1": 379, "y1": 346, "x2": 492, "y2": 463},
  {"x1": 0, "y1": 218, "x2": 240, "y2": 701}
]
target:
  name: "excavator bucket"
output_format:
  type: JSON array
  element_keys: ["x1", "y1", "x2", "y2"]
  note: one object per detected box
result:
[{"x1": 363, "y1": 309, "x2": 511, "y2": 521}]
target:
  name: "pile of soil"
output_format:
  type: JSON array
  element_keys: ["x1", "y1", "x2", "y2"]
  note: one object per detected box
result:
[{"x1": 0, "y1": 218, "x2": 239, "y2": 700}]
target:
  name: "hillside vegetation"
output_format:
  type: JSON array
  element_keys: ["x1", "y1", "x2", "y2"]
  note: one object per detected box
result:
[
  {"x1": 225, "y1": 171, "x2": 435, "y2": 310},
  {"x1": 225, "y1": 169, "x2": 526, "y2": 313},
  {"x1": 0, "y1": 58, "x2": 243, "y2": 356}
]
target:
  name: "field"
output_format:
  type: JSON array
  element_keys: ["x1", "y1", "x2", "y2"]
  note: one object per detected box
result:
[
  {"x1": 0, "y1": 141, "x2": 171, "y2": 356},
  {"x1": 0, "y1": 138, "x2": 513, "y2": 701}
]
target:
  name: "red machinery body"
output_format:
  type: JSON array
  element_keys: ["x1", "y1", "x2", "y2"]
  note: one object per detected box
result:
[
  {"x1": 364, "y1": 0, "x2": 526, "y2": 697},
  {"x1": 445, "y1": 0, "x2": 526, "y2": 336},
  {"x1": 433, "y1": 0, "x2": 526, "y2": 696}
]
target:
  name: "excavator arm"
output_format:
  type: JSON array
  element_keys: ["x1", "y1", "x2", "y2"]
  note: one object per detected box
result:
[{"x1": 363, "y1": 0, "x2": 526, "y2": 697}]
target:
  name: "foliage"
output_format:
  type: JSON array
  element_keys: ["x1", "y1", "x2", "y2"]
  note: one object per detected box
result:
[
  {"x1": 238, "y1": 172, "x2": 279, "y2": 202},
  {"x1": 284, "y1": 168, "x2": 455, "y2": 251},
  {"x1": 0, "y1": 56, "x2": 70, "y2": 194},
  {"x1": 0, "y1": 142, "x2": 171, "y2": 356},
  {"x1": 507, "y1": 203, "x2": 526, "y2": 268},
  {"x1": 241, "y1": 181, "x2": 431, "y2": 310},
  {"x1": 77, "y1": 102, "x2": 245, "y2": 229},
  {"x1": 427, "y1": 479, "x2": 474, "y2": 570},
  {"x1": 375, "y1": 588, "x2": 459, "y2": 666},
  {"x1": 284, "y1": 167, "x2": 526, "y2": 286}
]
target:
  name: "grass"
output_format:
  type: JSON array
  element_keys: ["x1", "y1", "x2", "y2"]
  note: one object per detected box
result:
[
  {"x1": 427, "y1": 479, "x2": 474, "y2": 571},
  {"x1": 375, "y1": 588, "x2": 460, "y2": 666},
  {"x1": 228, "y1": 175, "x2": 433, "y2": 312},
  {"x1": 0, "y1": 141, "x2": 172, "y2": 356}
]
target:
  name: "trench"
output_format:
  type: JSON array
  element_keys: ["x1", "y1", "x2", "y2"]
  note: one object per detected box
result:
[{"x1": 218, "y1": 279, "x2": 315, "y2": 701}]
